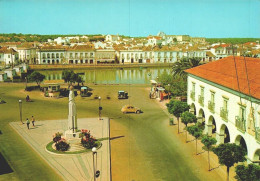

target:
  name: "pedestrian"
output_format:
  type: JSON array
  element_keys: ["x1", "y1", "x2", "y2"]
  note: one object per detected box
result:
[
  {"x1": 26, "y1": 118, "x2": 30, "y2": 130},
  {"x1": 31, "y1": 116, "x2": 35, "y2": 127}
]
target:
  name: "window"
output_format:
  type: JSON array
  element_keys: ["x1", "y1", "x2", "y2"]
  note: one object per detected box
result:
[
  {"x1": 75, "y1": 53, "x2": 78, "y2": 58},
  {"x1": 56, "y1": 53, "x2": 59, "y2": 58},
  {"x1": 239, "y1": 106, "x2": 246, "y2": 121},
  {"x1": 223, "y1": 99, "x2": 228, "y2": 110},
  {"x1": 210, "y1": 91, "x2": 215, "y2": 102},
  {"x1": 85, "y1": 53, "x2": 88, "y2": 57},
  {"x1": 200, "y1": 86, "x2": 204, "y2": 96},
  {"x1": 8, "y1": 55, "x2": 10, "y2": 58},
  {"x1": 192, "y1": 82, "x2": 195, "y2": 92},
  {"x1": 70, "y1": 53, "x2": 73, "y2": 58},
  {"x1": 60, "y1": 53, "x2": 63, "y2": 58},
  {"x1": 47, "y1": 53, "x2": 50, "y2": 58}
]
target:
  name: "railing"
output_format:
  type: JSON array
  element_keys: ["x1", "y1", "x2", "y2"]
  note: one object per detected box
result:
[
  {"x1": 220, "y1": 107, "x2": 228, "y2": 121},
  {"x1": 235, "y1": 116, "x2": 246, "y2": 132},
  {"x1": 208, "y1": 101, "x2": 215, "y2": 113},
  {"x1": 198, "y1": 95, "x2": 204, "y2": 106},
  {"x1": 255, "y1": 128, "x2": 260, "y2": 142},
  {"x1": 190, "y1": 91, "x2": 195, "y2": 101}
]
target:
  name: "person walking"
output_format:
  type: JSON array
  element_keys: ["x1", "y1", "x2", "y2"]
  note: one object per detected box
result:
[
  {"x1": 26, "y1": 118, "x2": 30, "y2": 130},
  {"x1": 31, "y1": 116, "x2": 35, "y2": 127}
]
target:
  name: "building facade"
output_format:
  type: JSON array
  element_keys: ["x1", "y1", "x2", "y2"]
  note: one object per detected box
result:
[{"x1": 186, "y1": 56, "x2": 260, "y2": 163}]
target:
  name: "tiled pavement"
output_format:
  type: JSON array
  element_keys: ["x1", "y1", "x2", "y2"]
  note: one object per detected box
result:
[{"x1": 10, "y1": 118, "x2": 111, "y2": 181}]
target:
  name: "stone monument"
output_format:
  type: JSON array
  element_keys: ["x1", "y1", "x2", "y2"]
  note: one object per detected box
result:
[{"x1": 65, "y1": 86, "x2": 80, "y2": 140}]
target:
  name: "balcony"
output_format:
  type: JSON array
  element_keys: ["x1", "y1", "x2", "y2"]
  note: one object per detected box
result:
[
  {"x1": 190, "y1": 91, "x2": 195, "y2": 101},
  {"x1": 208, "y1": 101, "x2": 215, "y2": 113},
  {"x1": 255, "y1": 128, "x2": 260, "y2": 142},
  {"x1": 235, "y1": 116, "x2": 246, "y2": 132},
  {"x1": 220, "y1": 107, "x2": 228, "y2": 122},
  {"x1": 198, "y1": 95, "x2": 204, "y2": 106}
]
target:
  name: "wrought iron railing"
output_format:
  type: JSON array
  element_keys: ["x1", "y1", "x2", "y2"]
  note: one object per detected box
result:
[
  {"x1": 235, "y1": 116, "x2": 246, "y2": 132},
  {"x1": 190, "y1": 91, "x2": 195, "y2": 101},
  {"x1": 220, "y1": 107, "x2": 228, "y2": 121},
  {"x1": 198, "y1": 95, "x2": 204, "y2": 106},
  {"x1": 208, "y1": 101, "x2": 215, "y2": 113}
]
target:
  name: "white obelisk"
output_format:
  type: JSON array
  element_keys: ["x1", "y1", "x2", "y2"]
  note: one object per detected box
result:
[{"x1": 68, "y1": 86, "x2": 77, "y2": 133}]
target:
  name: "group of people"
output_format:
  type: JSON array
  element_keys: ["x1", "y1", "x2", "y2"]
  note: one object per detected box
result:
[{"x1": 26, "y1": 116, "x2": 35, "y2": 130}]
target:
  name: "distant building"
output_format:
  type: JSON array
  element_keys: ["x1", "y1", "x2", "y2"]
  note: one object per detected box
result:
[
  {"x1": 95, "y1": 49, "x2": 115, "y2": 64},
  {"x1": 0, "y1": 47, "x2": 19, "y2": 66},
  {"x1": 37, "y1": 45, "x2": 66, "y2": 64},
  {"x1": 67, "y1": 45, "x2": 95, "y2": 64}
]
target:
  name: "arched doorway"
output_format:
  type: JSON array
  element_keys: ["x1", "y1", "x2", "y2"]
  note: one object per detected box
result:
[
  {"x1": 253, "y1": 149, "x2": 260, "y2": 165},
  {"x1": 190, "y1": 103, "x2": 196, "y2": 115},
  {"x1": 219, "y1": 124, "x2": 230, "y2": 144},
  {"x1": 208, "y1": 115, "x2": 217, "y2": 137},
  {"x1": 235, "y1": 135, "x2": 248, "y2": 154}
]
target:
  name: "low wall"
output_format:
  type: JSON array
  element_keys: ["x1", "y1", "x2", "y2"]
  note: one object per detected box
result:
[{"x1": 29, "y1": 63, "x2": 174, "y2": 70}]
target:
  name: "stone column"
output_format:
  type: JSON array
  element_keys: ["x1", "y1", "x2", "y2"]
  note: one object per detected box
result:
[
  {"x1": 205, "y1": 124, "x2": 212, "y2": 136},
  {"x1": 216, "y1": 133, "x2": 225, "y2": 144},
  {"x1": 68, "y1": 86, "x2": 77, "y2": 133}
]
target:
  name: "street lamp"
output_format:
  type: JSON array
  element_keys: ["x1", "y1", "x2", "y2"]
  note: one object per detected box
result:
[
  {"x1": 19, "y1": 100, "x2": 23, "y2": 124},
  {"x1": 25, "y1": 77, "x2": 27, "y2": 89},
  {"x1": 98, "y1": 96, "x2": 102, "y2": 120},
  {"x1": 92, "y1": 147, "x2": 97, "y2": 181}
]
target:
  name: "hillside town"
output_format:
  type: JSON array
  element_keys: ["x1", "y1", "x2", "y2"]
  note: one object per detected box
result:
[{"x1": 0, "y1": 32, "x2": 260, "y2": 69}]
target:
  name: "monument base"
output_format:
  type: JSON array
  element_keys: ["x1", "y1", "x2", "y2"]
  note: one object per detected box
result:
[{"x1": 65, "y1": 130, "x2": 81, "y2": 144}]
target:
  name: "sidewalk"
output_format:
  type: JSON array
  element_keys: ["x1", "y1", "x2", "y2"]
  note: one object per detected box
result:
[
  {"x1": 156, "y1": 98, "x2": 236, "y2": 181},
  {"x1": 10, "y1": 118, "x2": 111, "y2": 181}
]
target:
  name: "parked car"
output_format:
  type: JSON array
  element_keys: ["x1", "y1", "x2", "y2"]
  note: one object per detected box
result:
[
  {"x1": 121, "y1": 105, "x2": 141, "y2": 114},
  {"x1": 118, "y1": 91, "x2": 128, "y2": 99}
]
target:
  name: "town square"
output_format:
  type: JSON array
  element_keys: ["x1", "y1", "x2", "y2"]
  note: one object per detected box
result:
[{"x1": 0, "y1": 0, "x2": 260, "y2": 181}]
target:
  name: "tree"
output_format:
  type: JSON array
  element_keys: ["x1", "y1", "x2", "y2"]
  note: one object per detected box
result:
[
  {"x1": 213, "y1": 143, "x2": 247, "y2": 181},
  {"x1": 75, "y1": 74, "x2": 83, "y2": 86},
  {"x1": 235, "y1": 164, "x2": 260, "y2": 181},
  {"x1": 187, "y1": 125, "x2": 202, "y2": 154},
  {"x1": 181, "y1": 111, "x2": 197, "y2": 142},
  {"x1": 62, "y1": 70, "x2": 74, "y2": 84},
  {"x1": 201, "y1": 135, "x2": 217, "y2": 171},
  {"x1": 28, "y1": 71, "x2": 45, "y2": 86},
  {"x1": 172, "y1": 57, "x2": 203, "y2": 79},
  {"x1": 166, "y1": 100, "x2": 189, "y2": 134}
]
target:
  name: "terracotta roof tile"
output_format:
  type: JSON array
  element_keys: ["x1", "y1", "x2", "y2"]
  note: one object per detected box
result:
[{"x1": 185, "y1": 56, "x2": 260, "y2": 100}]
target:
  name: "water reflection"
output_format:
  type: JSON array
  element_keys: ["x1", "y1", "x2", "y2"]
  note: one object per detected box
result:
[{"x1": 39, "y1": 67, "x2": 171, "y2": 84}]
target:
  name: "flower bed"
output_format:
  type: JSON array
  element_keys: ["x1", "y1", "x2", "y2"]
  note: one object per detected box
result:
[{"x1": 80, "y1": 129, "x2": 98, "y2": 149}]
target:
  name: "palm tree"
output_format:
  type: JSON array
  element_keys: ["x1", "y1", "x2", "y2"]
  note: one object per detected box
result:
[{"x1": 172, "y1": 57, "x2": 203, "y2": 79}]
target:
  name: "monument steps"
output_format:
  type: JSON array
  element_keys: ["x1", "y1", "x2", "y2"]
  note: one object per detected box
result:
[{"x1": 69, "y1": 143, "x2": 85, "y2": 152}]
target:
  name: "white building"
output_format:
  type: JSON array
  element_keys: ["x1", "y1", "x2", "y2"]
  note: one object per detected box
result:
[
  {"x1": 0, "y1": 47, "x2": 19, "y2": 66},
  {"x1": 67, "y1": 45, "x2": 95, "y2": 64},
  {"x1": 54, "y1": 37, "x2": 70, "y2": 45},
  {"x1": 37, "y1": 46, "x2": 66, "y2": 64},
  {"x1": 105, "y1": 35, "x2": 120, "y2": 42},
  {"x1": 186, "y1": 56, "x2": 260, "y2": 163},
  {"x1": 17, "y1": 43, "x2": 37, "y2": 64},
  {"x1": 118, "y1": 49, "x2": 144, "y2": 64},
  {"x1": 146, "y1": 36, "x2": 163, "y2": 46}
]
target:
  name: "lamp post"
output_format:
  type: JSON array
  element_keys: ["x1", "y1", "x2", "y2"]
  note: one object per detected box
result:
[
  {"x1": 25, "y1": 76, "x2": 27, "y2": 89},
  {"x1": 19, "y1": 100, "x2": 23, "y2": 124},
  {"x1": 98, "y1": 96, "x2": 102, "y2": 120},
  {"x1": 92, "y1": 147, "x2": 97, "y2": 181}
]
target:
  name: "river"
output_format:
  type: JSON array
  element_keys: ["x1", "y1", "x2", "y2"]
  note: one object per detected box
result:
[{"x1": 38, "y1": 67, "x2": 172, "y2": 84}]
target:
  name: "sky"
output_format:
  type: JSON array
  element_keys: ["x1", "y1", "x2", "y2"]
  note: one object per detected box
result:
[{"x1": 0, "y1": 0, "x2": 260, "y2": 38}]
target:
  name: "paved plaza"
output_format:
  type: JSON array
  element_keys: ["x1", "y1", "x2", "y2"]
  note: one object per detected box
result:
[{"x1": 10, "y1": 118, "x2": 111, "y2": 181}]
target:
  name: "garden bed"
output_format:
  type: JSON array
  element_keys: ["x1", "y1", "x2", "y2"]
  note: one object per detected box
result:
[{"x1": 46, "y1": 140, "x2": 102, "y2": 154}]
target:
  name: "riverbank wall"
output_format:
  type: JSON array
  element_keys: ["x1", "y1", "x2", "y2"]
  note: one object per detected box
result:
[{"x1": 29, "y1": 63, "x2": 174, "y2": 70}]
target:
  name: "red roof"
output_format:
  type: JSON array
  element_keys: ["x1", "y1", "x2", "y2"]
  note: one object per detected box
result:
[
  {"x1": 185, "y1": 56, "x2": 260, "y2": 100},
  {"x1": 213, "y1": 44, "x2": 230, "y2": 49}
]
